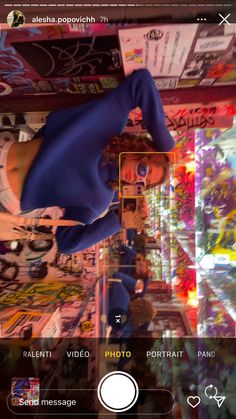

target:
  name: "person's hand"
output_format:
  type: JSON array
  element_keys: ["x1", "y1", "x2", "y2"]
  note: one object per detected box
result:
[{"x1": 135, "y1": 279, "x2": 144, "y2": 294}]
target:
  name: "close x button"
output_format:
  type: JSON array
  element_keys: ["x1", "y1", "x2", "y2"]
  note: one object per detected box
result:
[{"x1": 218, "y1": 13, "x2": 231, "y2": 25}]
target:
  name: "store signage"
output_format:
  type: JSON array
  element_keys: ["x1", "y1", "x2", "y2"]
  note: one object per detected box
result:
[{"x1": 126, "y1": 104, "x2": 234, "y2": 132}]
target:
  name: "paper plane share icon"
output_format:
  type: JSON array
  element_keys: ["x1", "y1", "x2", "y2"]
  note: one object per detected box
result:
[{"x1": 214, "y1": 396, "x2": 226, "y2": 408}]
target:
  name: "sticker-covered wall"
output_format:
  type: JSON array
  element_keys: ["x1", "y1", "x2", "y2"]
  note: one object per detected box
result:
[
  {"x1": 0, "y1": 23, "x2": 121, "y2": 98},
  {"x1": 0, "y1": 23, "x2": 236, "y2": 98}
]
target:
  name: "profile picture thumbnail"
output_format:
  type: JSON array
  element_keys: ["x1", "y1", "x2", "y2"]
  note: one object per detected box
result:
[
  {"x1": 7, "y1": 10, "x2": 26, "y2": 28},
  {"x1": 11, "y1": 377, "x2": 40, "y2": 406}
]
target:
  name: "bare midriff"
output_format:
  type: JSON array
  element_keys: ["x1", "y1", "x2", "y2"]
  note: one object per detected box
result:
[{"x1": 6, "y1": 137, "x2": 43, "y2": 200}]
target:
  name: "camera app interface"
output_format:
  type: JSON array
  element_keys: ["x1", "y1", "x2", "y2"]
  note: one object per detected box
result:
[{"x1": 0, "y1": 1, "x2": 235, "y2": 417}]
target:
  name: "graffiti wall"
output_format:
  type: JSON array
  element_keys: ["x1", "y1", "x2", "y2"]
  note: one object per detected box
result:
[
  {"x1": 0, "y1": 205, "x2": 98, "y2": 338},
  {"x1": 0, "y1": 23, "x2": 236, "y2": 100},
  {"x1": 195, "y1": 120, "x2": 236, "y2": 336},
  {"x1": 0, "y1": 24, "x2": 121, "y2": 98},
  {"x1": 127, "y1": 104, "x2": 235, "y2": 133}
]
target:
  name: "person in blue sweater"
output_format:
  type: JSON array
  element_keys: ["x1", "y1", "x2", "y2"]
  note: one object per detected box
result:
[
  {"x1": 2, "y1": 69, "x2": 174, "y2": 254},
  {"x1": 107, "y1": 272, "x2": 154, "y2": 337}
]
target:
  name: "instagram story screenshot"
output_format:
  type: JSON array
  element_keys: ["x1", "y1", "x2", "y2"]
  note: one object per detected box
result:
[{"x1": 0, "y1": 1, "x2": 236, "y2": 418}]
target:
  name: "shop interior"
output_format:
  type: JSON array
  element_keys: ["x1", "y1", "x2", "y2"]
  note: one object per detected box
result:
[{"x1": 0, "y1": 20, "x2": 235, "y2": 342}]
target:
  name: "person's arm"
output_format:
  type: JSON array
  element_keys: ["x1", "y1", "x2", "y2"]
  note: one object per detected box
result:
[
  {"x1": 113, "y1": 271, "x2": 136, "y2": 293},
  {"x1": 45, "y1": 69, "x2": 173, "y2": 154},
  {"x1": 109, "y1": 282, "x2": 131, "y2": 313},
  {"x1": 103, "y1": 69, "x2": 175, "y2": 152},
  {"x1": 56, "y1": 209, "x2": 121, "y2": 254}
]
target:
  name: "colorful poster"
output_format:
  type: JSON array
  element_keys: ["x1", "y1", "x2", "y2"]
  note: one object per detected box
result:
[{"x1": 119, "y1": 24, "x2": 199, "y2": 77}]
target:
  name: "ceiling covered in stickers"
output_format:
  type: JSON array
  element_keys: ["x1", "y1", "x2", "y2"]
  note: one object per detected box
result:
[{"x1": 0, "y1": 23, "x2": 235, "y2": 99}]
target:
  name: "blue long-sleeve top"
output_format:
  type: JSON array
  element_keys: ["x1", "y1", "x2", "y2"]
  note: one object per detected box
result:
[
  {"x1": 20, "y1": 69, "x2": 174, "y2": 254},
  {"x1": 119, "y1": 244, "x2": 137, "y2": 275}
]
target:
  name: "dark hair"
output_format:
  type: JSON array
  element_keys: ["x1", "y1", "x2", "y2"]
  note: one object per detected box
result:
[
  {"x1": 103, "y1": 133, "x2": 155, "y2": 159},
  {"x1": 129, "y1": 298, "x2": 154, "y2": 327}
]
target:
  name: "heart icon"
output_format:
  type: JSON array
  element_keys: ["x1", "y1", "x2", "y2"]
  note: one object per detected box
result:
[{"x1": 187, "y1": 396, "x2": 201, "y2": 408}]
